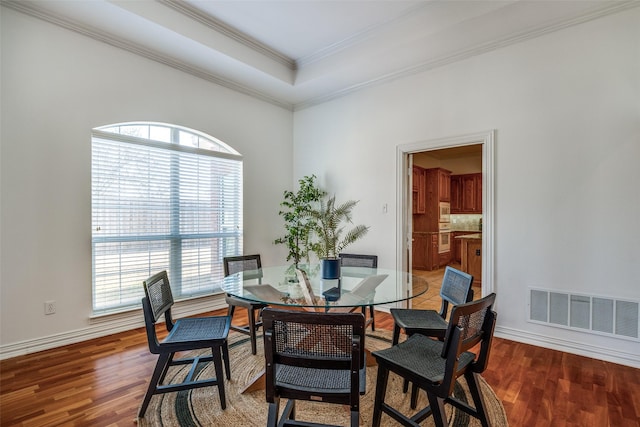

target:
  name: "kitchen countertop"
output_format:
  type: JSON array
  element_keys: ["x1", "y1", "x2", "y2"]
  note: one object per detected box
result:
[{"x1": 455, "y1": 233, "x2": 482, "y2": 239}]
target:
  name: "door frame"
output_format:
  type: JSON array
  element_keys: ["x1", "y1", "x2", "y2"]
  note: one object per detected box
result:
[{"x1": 396, "y1": 130, "x2": 495, "y2": 296}]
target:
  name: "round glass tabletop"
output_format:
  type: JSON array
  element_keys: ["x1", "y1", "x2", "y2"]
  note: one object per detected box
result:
[{"x1": 220, "y1": 264, "x2": 428, "y2": 309}]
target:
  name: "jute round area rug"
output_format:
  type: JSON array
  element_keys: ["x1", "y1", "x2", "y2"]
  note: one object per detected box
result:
[{"x1": 137, "y1": 331, "x2": 508, "y2": 426}]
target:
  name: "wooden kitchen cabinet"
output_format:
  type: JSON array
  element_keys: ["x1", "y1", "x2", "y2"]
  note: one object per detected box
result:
[
  {"x1": 414, "y1": 168, "x2": 451, "y2": 270},
  {"x1": 412, "y1": 233, "x2": 428, "y2": 270},
  {"x1": 412, "y1": 166, "x2": 421, "y2": 192},
  {"x1": 451, "y1": 231, "x2": 469, "y2": 263},
  {"x1": 461, "y1": 174, "x2": 478, "y2": 212},
  {"x1": 450, "y1": 176, "x2": 461, "y2": 212},
  {"x1": 437, "y1": 168, "x2": 450, "y2": 202},
  {"x1": 460, "y1": 234, "x2": 482, "y2": 285},
  {"x1": 451, "y1": 173, "x2": 482, "y2": 214},
  {"x1": 429, "y1": 233, "x2": 440, "y2": 270},
  {"x1": 439, "y1": 248, "x2": 451, "y2": 266},
  {"x1": 412, "y1": 166, "x2": 426, "y2": 214},
  {"x1": 412, "y1": 232, "x2": 440, "y2": 271},
  {"x1": 418, "y1": 167, "x2": 451, "y2": 231}
]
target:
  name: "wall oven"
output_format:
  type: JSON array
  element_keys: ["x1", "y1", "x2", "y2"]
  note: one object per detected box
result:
[
  {"x1": 438, "y1": 222, "x2": 451, "y2": 253},
  {"x1": 438, "y1": 231, "x2": 451, "y2": 253},
  {"x1": 439, "y1": 202, "x2": 450, "y2": 223}
]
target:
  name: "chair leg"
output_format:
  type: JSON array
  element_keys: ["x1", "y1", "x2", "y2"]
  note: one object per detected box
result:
[
  {"x1": 350, "y1": 409, "x2": 360, "y2": 427},
  {"x1": 391, "y1": 324, "x2": 401, "y2": 345},
  {"x1": 372, "y1": 364, "x2": 390, "y2": 427},
  {"x1": 211, "y1": 346, "x2": 227, "y2": 410},
  {"x1": 266, "y1": 399, "x2": 280, "y2": 427},
  {"x1": 138, "y1": 352, "x2": 171, "y2": 418},
  {"x1": 402, "y1": 375, "x2": 413, "y2": 393},
  {"x1": 465, "y1": 372, "x2": 490, "y2": 427},
  {"x1": 222, "y1": 340, "x2": 231, "y2": 380},
  {"x1": 158, "y1": 352, "x2": 175, "y2": 385},
  {"x1": 227, "y1": 303, "x2": 236, "y2": 318},
  {"x1": 392, "y1": 325, "x2": 412, "y2": 394},
  {"x1": 426, "y1": 391, "x2": 448, "y2": 427},
  {"x1": 369, "y1": 305, "x2": 376, "y2": 331},
  {"x1": 286, "y1": 399, "x2": 296, "y2": 421},
  {"x1": 410, "y1": 383, "x2": 420, "y2": 409},
  {"x1": 248, "y1": 307, "x2": 258, "y2": 355}
]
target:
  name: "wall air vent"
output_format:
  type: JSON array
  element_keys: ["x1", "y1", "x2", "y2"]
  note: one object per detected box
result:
[{"x1": 529, "y1": 288, "x2": 639, "y2": 341}]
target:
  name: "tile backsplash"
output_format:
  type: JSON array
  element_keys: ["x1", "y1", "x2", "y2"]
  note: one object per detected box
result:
[{"x1": 450, "y1": 214, "x2": 482, "y2": 231}]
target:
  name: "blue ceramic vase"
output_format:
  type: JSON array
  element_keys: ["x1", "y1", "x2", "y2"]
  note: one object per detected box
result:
[{"x1": 321, "y1": 258, "x2": 341, "y2": 279}]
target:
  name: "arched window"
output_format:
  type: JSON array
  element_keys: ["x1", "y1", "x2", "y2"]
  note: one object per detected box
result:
[{"x1": 91, "y1": 122, "x2": 243, "y2": 314}]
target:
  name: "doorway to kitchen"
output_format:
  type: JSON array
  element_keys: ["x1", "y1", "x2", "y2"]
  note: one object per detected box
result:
[{"x1": 396, "y1": 130, "x2": 495, "y2": 299}]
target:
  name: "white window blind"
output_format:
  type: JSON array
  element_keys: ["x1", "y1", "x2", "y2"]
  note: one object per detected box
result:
[{"x1": 91, "y1": 123, "x2": 243, "y2": 314}]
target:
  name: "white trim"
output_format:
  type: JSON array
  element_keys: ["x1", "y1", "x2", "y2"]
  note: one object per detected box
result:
[
  {"x1": 395, "y1": 149, "x2": 410, "y2": 276},
  {"x1": 1, "y1": 0, "x2": 293, "y2": 112},
  {"x1": 5, "y1": 0, "x2": 637, "y2": 112},
  {"x1": 0, "y1": 295, "x2": 227, "y2": 360},
  {"x1": 293, "y1": 2, "x2": 640, "y2": 110},
  {"x1": 396, "y1": 130, "x2": 496, "y2": 297},
  {"x1": 91, "y1": 129, "x2": 243, "y2": 161},
  {"x1": 495, "y1": 325, "x2": 640, "y2": 369},
  {"x1": 161, "y1": 0, "x2": 295, "y2": 69},
  {"x1": 296, "y1": 2, "x2": 431, "y2": 68}
]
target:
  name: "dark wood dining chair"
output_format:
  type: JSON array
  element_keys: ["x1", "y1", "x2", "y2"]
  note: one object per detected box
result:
[
  {"x1": 390, "y1": 265, "x2": 474, "y2": 400},
  {"x1": 262, "y1": 308, "x2": 366, "y2": 427},
  {"x1": 138, "y1": 270, "x2": 231, "y2": 418},
  {"x1": 223, "y1": 254, "x2": 268, "y2": 355},
  {"x1": 390, "y1": 265, "x2": 474, "y2": 344},
  {"x1": 339, "y1": 253, "x2": 378, "y2": 329},
  {"x1": 372, "y1": 293, "x2": 497, "y2": 427}
]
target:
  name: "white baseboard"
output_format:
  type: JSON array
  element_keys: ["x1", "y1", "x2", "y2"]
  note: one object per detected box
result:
[
  {"x1": 6, "y1": 305, "x2": 638, "y2": 368},
  {"x1": 495, "y1": 325, "x2": 640, "y2": 368},
  {"x1": 0, "y1": 296, "x2": 228, "y2": 360}
]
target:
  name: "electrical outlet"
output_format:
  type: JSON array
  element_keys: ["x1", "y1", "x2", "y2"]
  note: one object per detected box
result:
[{"x1": 44, "y1": 300, "x2": 56, "y2": 315}]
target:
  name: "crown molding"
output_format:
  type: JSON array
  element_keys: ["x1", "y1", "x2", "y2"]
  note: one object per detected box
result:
[
  {"x1": 1, "y1": 0, "x2": 294, "y2": 111},
  {"x1": 4, "y1": 0, "x2": 638, "y2": 113},
  {"x1": 292, "y1": 0, "x2": 640, "y2": 111},
  {"x1": 159, "y1": 0, "x2": 296, "y2": 70},
  {"x1": 295, "y1": 1, "x2": 432, "y2": 68}
]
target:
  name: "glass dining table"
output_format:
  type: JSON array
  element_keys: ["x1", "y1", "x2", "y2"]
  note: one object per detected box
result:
[
  {"x1": 220, "y1": 264, "x2": 429, "y2": 393},
  {"x1": 220, "y1": 264, "x2": 428, "y2": 311}
]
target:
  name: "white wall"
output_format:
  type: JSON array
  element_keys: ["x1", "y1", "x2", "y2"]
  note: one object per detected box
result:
[
  {"x1": 0, "y1": 9, "x2": 292, "y2": 355},
  {"x1": 293, "y1": 9, "x2": 640, "y2": 366},
  {"x1": 2, "y1": 6, "x2": 638, "y2": 367}
]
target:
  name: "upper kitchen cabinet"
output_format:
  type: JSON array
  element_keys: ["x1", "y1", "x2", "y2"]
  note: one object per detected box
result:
[
  {"x1": 412, "y1": 166, "x2": 426, "y2": 214},
  {"x1": 425, "y1": 167, "x2": 451, "y2": 230},
  {"x1": 414, "y1": 167, "x2": 450, "y2": 232},
  {"x1": 451, "y1": 173, "x2": 482, "y2": 214},
  {"x1": 436, "y1": 168, "x2": 450, "y2": 201},
  {"x1": 425, "y1": 168, "x2": 451, "y2": 202},
  {"x1": 451, "y1": 176, "x2": 461, "y2": 211}
]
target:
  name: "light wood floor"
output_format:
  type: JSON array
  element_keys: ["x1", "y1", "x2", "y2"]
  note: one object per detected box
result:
[{"x1": 2, "y1": 266, "x2": 639, "y2": 426}]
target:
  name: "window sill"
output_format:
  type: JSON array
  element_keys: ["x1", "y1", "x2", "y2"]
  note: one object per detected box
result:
[{"x1": 89, "y1": 291, "x2": 227, "y2": 323}]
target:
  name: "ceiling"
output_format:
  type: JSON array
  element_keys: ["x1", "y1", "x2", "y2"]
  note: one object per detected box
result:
[{"x1": 4, "y1": 0, "x2": 636, "y2": 110}]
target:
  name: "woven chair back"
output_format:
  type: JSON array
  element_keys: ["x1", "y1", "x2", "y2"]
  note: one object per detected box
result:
[
  {"x1": 440, "y1": 266, "x2": 474, "y2": 307},
  {"x1": 143, "y1": 270, "x2": 174, "y2": 323}
]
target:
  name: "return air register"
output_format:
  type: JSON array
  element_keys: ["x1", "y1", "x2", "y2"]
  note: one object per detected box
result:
[{"x1": 529, "y1": 288, "x2": 639, "y2": 341}]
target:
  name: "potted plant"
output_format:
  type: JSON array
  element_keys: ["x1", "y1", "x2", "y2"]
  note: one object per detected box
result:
[
  {"x1": 274, "y1": 175, "x2": 326, "y2": 268},
  {"x1": 308, "y1": 195, "x2": 369, "y2": 279}
]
